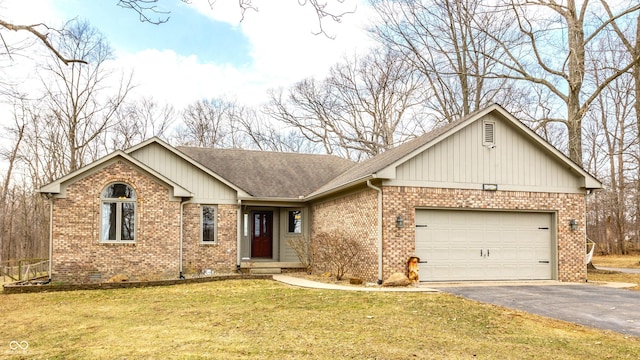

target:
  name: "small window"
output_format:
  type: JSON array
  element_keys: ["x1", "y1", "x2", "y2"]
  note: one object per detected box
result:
[
  {"x1": 288, "y1": 210, "x2": 302, "y2": 234},
  {"x1": 483, "y1": 120, "x2": 495, "y2": 145},
  {"x1": 101, "y1": 183, "x2": 136, "y2": 242},
  {"x1": 202, "y1": 206, "x2": 217, "y2": 243}
]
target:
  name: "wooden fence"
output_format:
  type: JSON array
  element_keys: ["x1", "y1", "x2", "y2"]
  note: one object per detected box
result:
[{"x1": 1, "y1": 258, "x2": 49, "y2": 283}]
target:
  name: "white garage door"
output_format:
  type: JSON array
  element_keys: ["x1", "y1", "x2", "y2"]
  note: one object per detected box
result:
[{"x1": 415, "y1": 210, "x2": 553, "y2": 281}]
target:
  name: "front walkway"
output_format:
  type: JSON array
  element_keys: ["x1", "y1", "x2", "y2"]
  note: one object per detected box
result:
[{"x1": 272, "y1": 274, "x2": 440, "y2": 292}]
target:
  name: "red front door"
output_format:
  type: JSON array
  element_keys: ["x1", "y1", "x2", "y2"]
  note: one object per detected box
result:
[{"x1": 251, "y1": 211, "x2": 273, "y2": 258}]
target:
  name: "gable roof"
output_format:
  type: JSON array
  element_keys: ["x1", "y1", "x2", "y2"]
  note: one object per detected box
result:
[
  {"x1": 308, "y1": 103, "x2": 602, "y2": 198},
  {"x1": 125, "y1": 137, "x2": 251, "y2": 197},
  {"x1": 38, "y1": 150, "x2": 193, "y2": 198},
  {"x1": 39, "y1": 104, "x2": 601, "y2": 201},
  {"x1": 177, "y1": 146, "x2": 355, "y2": 199}
]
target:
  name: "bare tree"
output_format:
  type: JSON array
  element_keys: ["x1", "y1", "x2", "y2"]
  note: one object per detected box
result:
[
  {"x1": 175, "y1": 97, "x2": 243, "y2": 148},
  {"x1": 109, "y1": 97, "x2": 176, "y2": 151},
  {"x1": 239, "y1": 110, "x2": 321, "y2": 153},
  {"x1": 116, "y1": 0, "x2": 356, "y2": 37},
  {"x1": 0, "y1": 97, "x2": 26, "y2": 265},
  {"x1": 371, "y1": 0, "x2": 521, "y2": 124},
  {"x1": 40, "y1": 20, "x2": 133, "y2": 173},
  {"x1": 482, "y1": 0, "x2": 640, "y2": 164},
  {"x1": 0, "y1": 95, "x2": 50, "y2": 264},
  {"x1": 266, "y1": 48, "x2": 427, "y2": 160},
  {"x1": 0, "y1": 19, "x2": 87, "y2": 65}
]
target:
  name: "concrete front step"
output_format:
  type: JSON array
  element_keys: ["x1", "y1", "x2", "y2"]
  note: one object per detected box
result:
[{"x1": 249, "y1": 268, "x2": 282, "y2": 275}]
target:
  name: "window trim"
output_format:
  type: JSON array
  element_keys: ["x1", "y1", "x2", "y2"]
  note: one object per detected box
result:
[
  {"x1": 201, "y1": 205, "x2": 218, "y2": 244},
  {"x1": 100, "y1": 183, "x2": 137, "y2": 243}
]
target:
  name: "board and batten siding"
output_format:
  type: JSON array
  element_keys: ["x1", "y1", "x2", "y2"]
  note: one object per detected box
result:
[
  {"x1": 129, "y1": 142, "x2": 237, "y2": 203},
  {"x1": 395, "y1": 114, "x2": 584, "y2": 193}
]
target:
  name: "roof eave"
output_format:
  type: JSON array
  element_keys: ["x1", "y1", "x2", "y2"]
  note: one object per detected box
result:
[
  {"x1": 305, "y1": 174, "x2": 375, "y2": 201},
  {"x1": 38, "y1": 151, "x2": 194, "y2": 198}
]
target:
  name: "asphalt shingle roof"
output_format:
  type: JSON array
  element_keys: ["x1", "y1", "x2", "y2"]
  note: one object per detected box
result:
[
  {"x1": 178, "y1": 111, "x2": 470, "y2": 199},
  {"x1": 177, "y1": 147, "x2": 356, "y2": 198}
]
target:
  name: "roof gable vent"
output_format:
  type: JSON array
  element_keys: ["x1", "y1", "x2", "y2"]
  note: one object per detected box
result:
[{"x1": 483, "y1": 120, "x2": 495, "y2": 146}]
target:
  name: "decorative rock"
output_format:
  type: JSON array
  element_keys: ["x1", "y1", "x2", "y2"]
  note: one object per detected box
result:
[
  {"x1": 382, "y1": 272, "x2": 411, "y2": 287},
  {"x1": 350, "y1": 278, "x2": 363, "y2": 285},
  {"x1": 107, "y1": 273, "x2": 129, "y2": 283}
]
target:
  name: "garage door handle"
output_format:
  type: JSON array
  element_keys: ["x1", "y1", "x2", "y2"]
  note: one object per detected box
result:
[
  {"x1": 539, "y1": 260, "x2": 550, "y2": 264},
  {"x1": 416, "y1": 225, "x2": 428, "y2": 228},
  {"x1": 419, "y1": 261, "x2": 428, "y2": 264}
]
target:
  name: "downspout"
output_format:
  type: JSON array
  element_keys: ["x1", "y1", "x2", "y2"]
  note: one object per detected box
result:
[
  {"x1": 45, "y1": 194, "x2": 53, "y2": 284},
  {"x1": 366, "y1": 180, "x2": 384, "y2": 284},
  {"x1": 237, "y1": 199, "x2": 242, "y2": 274},
  {"x1": 179, "y1": 199, "x2": 191, "y2": 280}
]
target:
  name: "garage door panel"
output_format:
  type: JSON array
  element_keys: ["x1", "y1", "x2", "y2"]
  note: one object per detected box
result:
[{"x1": 415, "y1": 210, "x2": 553, "y2": 282}]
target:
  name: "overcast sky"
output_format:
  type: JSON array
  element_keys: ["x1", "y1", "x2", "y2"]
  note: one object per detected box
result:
[{"x1": 1, "y1": 0, "x2": 375, "y2": 109}]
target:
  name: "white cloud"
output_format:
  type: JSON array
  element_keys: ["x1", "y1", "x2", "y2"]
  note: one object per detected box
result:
[{"x1": 181, "y1": 0, "x2": 376, "y2": 101}]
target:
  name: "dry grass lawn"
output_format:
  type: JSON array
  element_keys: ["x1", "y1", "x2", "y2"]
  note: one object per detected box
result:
[
  {"x1": 2, "y1": 279, "x2": 640, "y2": 359},
  {"x1": 589, "y1": 254, "x2": 640, "y2": 291},
  {"x1": 592, "y1": 254, "x2": 640, "y2": 269}
]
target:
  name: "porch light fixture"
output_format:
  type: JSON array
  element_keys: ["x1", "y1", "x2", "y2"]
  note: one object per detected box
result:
[
  {"x1": 396, "y1": 215, "x2": 404, "y2": 228},
  {"x1": 569, "y1": 219, "x2": 578, "y2": 231}
]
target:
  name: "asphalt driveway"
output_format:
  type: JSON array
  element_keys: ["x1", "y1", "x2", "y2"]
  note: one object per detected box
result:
[{"x1": 437, "y1": 284, "x2": 640, "y2": 337}]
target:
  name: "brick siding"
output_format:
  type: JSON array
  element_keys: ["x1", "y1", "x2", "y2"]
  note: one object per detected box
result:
[
  {"x1": 181, "y1": 203, "x2": 238, "y2": 275},
  {"x1": 310, "y1": 188, "x2": 379, "y2": 282},
  {"x1": 383, "y1": 186, "x2": 586, "y2": 282},
  {"x1": 310, "y1": 185, "x2": 586, "y2": 283},
  {"x1": 52, "y1": 159, "x2": 586, "y2": 284},
  {"x1": 51, "y1": 160, "x2": 238, "y2": 284}
]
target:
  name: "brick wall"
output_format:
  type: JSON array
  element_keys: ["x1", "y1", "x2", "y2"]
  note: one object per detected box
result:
[
  {"x1": 310, "y1": 188, "x2": 379, "y2": 282},
  {"x1": 310, "y1": 185, "x2": 586, "y2": 283},
  {"x1": 52, "y1": 160, "x2": 182, "y2": 283},
  {"x1": 382, "y1": 187, "x2": 586, "y2": 282},
  {"x1": 181, "y1": 203, "x2": 238, "y2": 275}
]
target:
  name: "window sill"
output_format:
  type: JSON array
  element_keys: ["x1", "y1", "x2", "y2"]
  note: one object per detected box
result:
[
  {"x1": 100, "y1": 241, "x2": 136, "y2": 245},
  {"x1": 200, "y1": 241, "x2": 218, "y2": 245}
]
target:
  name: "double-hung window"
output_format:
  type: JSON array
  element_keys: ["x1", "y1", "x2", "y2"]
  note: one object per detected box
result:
[{"x1": 101, "y1": 183, "x2": 136, "y2": 242}]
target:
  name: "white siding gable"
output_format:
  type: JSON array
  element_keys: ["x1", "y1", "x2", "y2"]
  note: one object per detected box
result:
[{"x1": 393, "y1": 113, "x2": 584, "y2": 193}]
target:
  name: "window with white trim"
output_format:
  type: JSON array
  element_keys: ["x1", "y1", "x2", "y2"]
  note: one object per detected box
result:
[
  {"x1": 101, "y1": 183, "x2": 136, "y2": 242},
  {"x1": 202, "y1": 205, "x2": 217, "y2": 243}
]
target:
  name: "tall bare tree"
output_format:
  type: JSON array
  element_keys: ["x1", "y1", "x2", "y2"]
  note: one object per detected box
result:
[
  {"x1": 40, "y1": 20, "x2": 133, "y2": 173},
  {"x1": 482, "y1": 0, "x2": 640, "y2": 164},
  {"x1": 108, "y1": 97, "x2": 176, "y2": 151},
  {"x1": 371, "y1": 0, "x2": 522, "y2": 124},
  {"x1": 266, "y1": 48, "x2": 427, "y2": 160}
]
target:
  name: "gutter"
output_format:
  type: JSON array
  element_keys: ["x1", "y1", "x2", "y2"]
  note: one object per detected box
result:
[{"x1": 366, "y1": 180, "x2": 384, "y2": 284}]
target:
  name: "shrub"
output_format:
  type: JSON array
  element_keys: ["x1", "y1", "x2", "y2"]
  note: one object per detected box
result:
[{"x1": 312, "y1": 230, "x2": 363, "y2": 280}]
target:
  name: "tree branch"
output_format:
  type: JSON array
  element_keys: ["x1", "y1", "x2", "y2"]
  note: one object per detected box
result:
[{"x1": 0, "y1": 19, "x2": 87, "y2": 65}]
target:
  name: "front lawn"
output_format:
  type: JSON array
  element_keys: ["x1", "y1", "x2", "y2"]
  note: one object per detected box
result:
[
  {"x1": 589, "y1": 254, "x2": 640, "y2": 291},
  {"x1": 1, "y1": 279, "x2": 639, "y2": 359}
]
